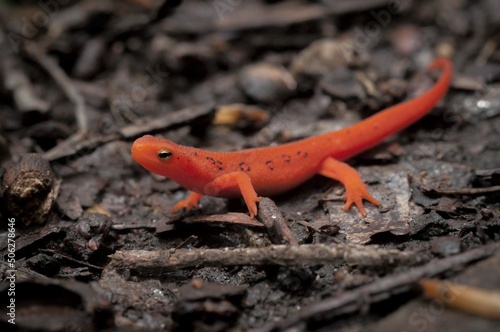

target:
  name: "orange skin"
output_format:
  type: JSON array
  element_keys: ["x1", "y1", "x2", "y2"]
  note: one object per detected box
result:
[{"x1": 131, "y1": 58, "x2": 452, "y2": 218}]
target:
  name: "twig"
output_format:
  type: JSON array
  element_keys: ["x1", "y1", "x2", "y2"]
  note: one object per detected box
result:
[
  {"x1": 118, "y1": 102, "x2": 215, "y2": 138},
  {"x1": 25, "y1": 42, "x2": 88, "y2": 133},
  {"x1": 39, "y1": 249, "x2": 103, "y2": 270},
  {"x1": 42, "y1": 103, "x2": 215, "y2": 162},
  {"x1": 24, "y1": 42, "x2": 91, "y2": 163},
  {"x1": 166, "y1": 0, "x2": 390, "y2": 33},
  {"x1": 257, "y1": 197, "x2": 298, "y2": 245},
  {"x1": 2, "y1": 56, "x2": 49, "y2": 113},
  {"x1": 108, "y1": 244, "x2": 424, "y2": 276},
  {"x1": 423, "y1": 185, "x2": 500, "y2": 195},
  {"x1": 259, "y1": 242, "x2": 500, "y2": 332},
  {"x1": 43, "y1": 132, "x2": 119, "y2": 162}
]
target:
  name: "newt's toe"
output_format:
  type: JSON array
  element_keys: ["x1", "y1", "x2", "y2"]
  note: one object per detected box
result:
[{"x1": 343, "y1": 185, "x2": 380, "y2": 217}]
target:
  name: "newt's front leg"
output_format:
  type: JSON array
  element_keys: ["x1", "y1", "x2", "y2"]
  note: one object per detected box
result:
[
  {"x1": 171, "y1": 191, "x2": 203, "y2": 214},
  {"x1": 203, "y1": 172, "x2": 261, "y2": 218},
  {"x1": 318, "y1": 157, "x2": 380, "y2": 217},
  {"x1": 171, "y1": 172, "x2": 261, "y2": 218}
]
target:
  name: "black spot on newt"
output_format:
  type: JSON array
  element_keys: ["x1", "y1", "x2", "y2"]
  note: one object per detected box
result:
[
  {"x1": 239, "y1": 162, "x2": 251, "y2": 172},
  {"x1": 282, "y1": 154, "x2": 291, "y2": 163},
  {"x1": 297, "y1": 150, "x2": 308, "y2": 158},
  {"x1": 207, "y1": 157, "x2": 223, "y2": 171},
  {"x1": 265, "y1": 160, "x2": 274, "y2": 171}
]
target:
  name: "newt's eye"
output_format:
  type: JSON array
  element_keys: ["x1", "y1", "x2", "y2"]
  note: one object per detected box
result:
[{"x1": 157, "y1": 149, "x2": 173, "y2": 161}]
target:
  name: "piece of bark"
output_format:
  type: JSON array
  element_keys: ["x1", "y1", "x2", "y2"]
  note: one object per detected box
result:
[{"x1": 1, "y1": 153, "x2": 60, "y2": 226}]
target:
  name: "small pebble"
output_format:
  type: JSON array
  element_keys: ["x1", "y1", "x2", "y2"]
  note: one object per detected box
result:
[{"x1": 238, "y1": 63, "x2": 296, "y2": 103}]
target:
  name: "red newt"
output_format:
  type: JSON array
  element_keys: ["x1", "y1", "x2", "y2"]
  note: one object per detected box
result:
[{"x1": 131, "y1": 57, "x2": 452, "y2": 219}]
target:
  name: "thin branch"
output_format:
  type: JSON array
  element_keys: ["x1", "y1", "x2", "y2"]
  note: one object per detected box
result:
[
  {"x1": 42, "y1": 102, "x2": 215, "y2": 162},
  {"x1": 25, "y1": 42, "x2": 88, "y2": 133},
  {"x1": 108, "y1": 244, "x2": 425, "y2": 276},
  {"x1": 423, "y1": 185, "x2": 500, "y2": 195},
  {"x1": 39, "y1": 249, "x2": 104, "y2": 270}
]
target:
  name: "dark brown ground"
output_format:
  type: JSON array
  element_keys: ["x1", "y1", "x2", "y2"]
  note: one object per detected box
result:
[{"x1": 1, "y1": 0, "x2": 500, "y2": 331}]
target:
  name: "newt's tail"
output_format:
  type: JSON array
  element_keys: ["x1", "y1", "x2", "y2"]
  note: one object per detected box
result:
[{"x1": 329, "y1": 57, "x2": 453, "y2": 161}]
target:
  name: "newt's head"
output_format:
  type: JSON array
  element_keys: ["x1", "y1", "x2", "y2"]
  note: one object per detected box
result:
[
  {"x1": 131, "y1": 135, "x2": 189, "y2": 179},
  {"x1": 131, "y1": 135, "x2": 175, "y2": 176},
  {"x1": 131, "y1": 135, "x2": 213, "y2": 192},
  {"x1": 132, "y1": 135, "x2": 221, "y2": 195}
]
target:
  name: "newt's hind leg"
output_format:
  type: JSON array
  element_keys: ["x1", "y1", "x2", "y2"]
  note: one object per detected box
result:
[{"x1": 318, "y1": 157, "x2": 380, "y2": 217}]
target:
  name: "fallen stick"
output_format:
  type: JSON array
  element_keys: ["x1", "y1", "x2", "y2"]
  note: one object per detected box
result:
[
  {"x1": 42, "y1": 103, "x2": 215, "y2": 162},
  {"x1": 25, "y1": 42, "x2": 88, "y2": 132},
  {"x1": 108, "y1": 243, "x2": 425, "y2": 276}
]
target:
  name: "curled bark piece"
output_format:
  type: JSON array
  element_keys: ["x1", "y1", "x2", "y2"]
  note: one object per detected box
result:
[{"x1": 1, "y1": 153, "x2": 60, "y2": 226}]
